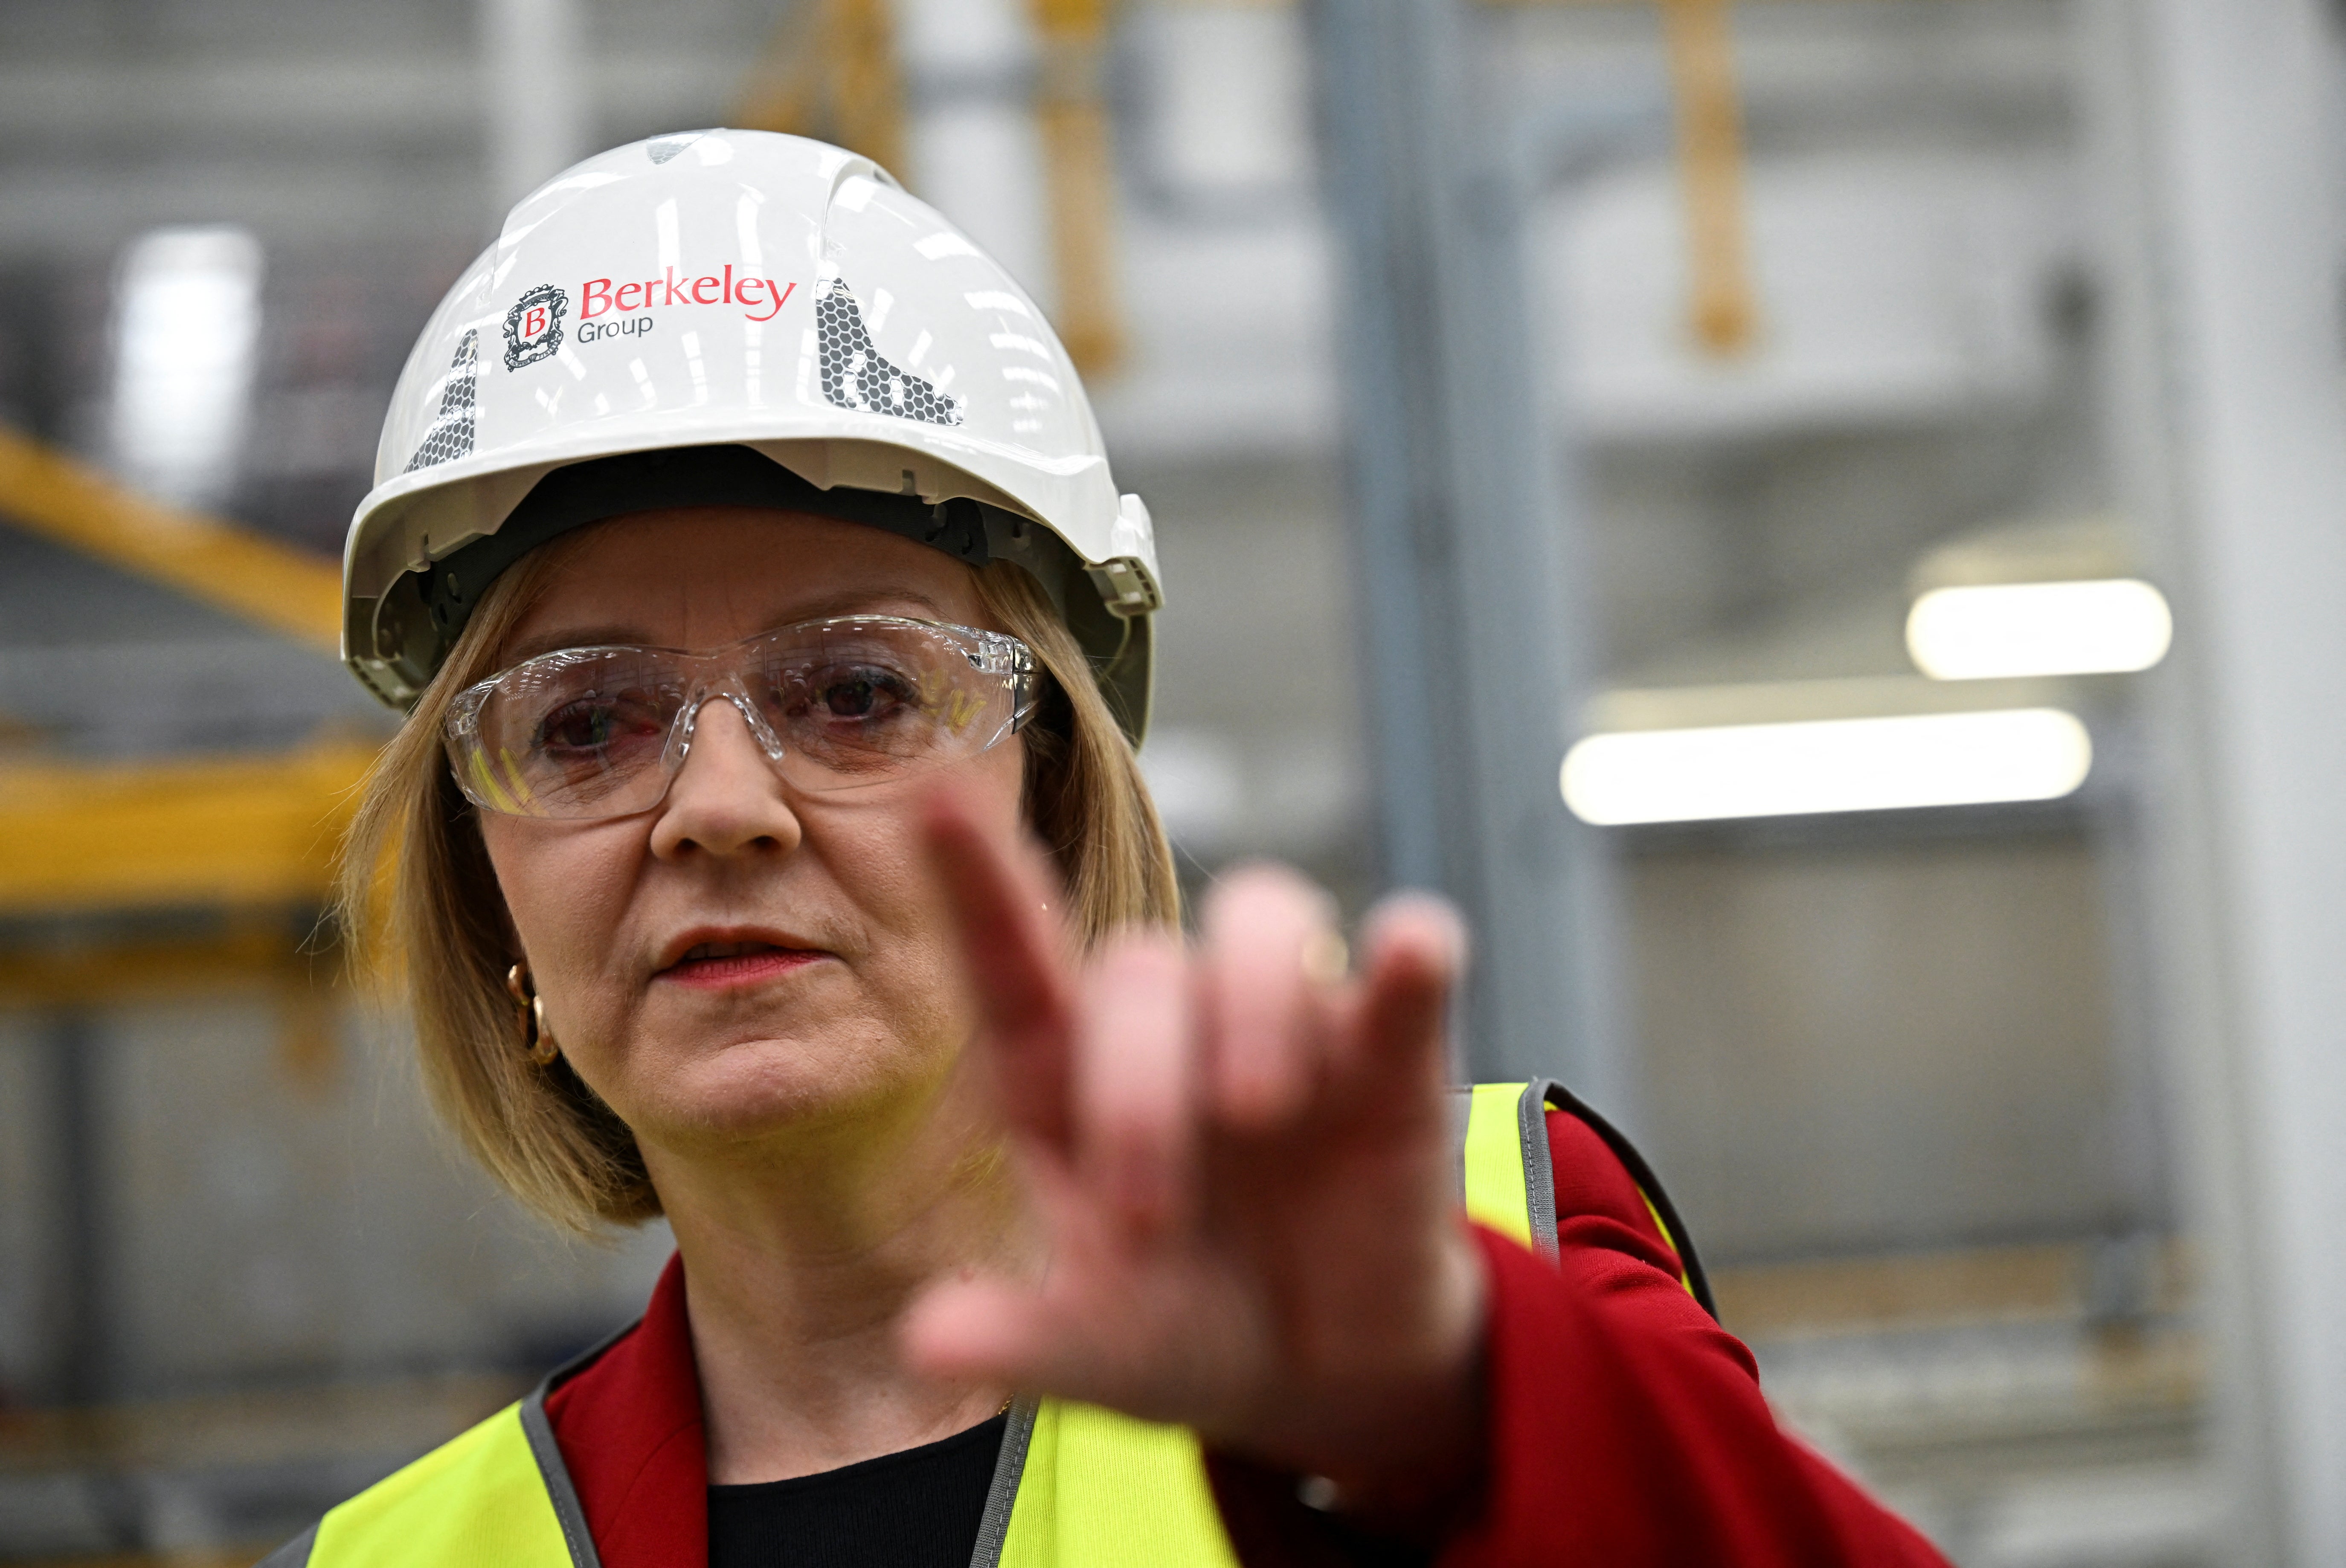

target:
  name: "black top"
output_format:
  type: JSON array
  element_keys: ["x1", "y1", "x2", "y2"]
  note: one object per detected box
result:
[{"x1": 707, "y1": 1412, "x2": 1009, "y2": 1568}]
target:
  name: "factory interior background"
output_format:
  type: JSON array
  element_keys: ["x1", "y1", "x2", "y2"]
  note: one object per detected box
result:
[{"x1": 3, "y1": 0, "x2": 2344, "y2": 1564}]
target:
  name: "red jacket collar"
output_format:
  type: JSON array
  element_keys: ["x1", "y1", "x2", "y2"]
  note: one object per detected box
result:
[{"x1": 542, "y1": 1252, "x2": 708, "y2": 1568}]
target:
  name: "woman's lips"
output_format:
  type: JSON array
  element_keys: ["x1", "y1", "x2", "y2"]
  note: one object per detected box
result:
[{"x1": 656, "y1": 942, "x2": 829, "y2": 989}]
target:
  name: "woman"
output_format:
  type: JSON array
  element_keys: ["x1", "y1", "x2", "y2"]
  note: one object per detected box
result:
[{"x1": 271, "y1": 130, "x2": 1948, "y2": 1566}]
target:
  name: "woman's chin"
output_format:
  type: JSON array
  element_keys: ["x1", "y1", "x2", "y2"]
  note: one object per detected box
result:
[{"x1": 638, "y1": 1031, "x2": 943, "y2": 1146}]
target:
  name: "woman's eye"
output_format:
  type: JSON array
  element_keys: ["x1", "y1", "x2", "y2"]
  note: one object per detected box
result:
[
  {"x1": 539, "y1": 696, "x2": 662, "y2": 753},
  {"x1": 806, "y1": 664, "x2": 917, "y2": 722},
  {"x1": 822, "y1": 678, "x2": 880, "y2": 717}
]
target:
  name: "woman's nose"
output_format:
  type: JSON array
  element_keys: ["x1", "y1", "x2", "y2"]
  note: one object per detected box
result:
[{"x1": 647, "y1": 696, "x2": 804, "y2": 861}]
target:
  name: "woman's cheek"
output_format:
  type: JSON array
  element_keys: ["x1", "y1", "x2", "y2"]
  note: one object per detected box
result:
[
  {"x1": 483, "y1": 820, "x2": 642, "y2": 1052},
  {"x1": 821, "y1": 814, "x2": 977, "y2": 1043}
]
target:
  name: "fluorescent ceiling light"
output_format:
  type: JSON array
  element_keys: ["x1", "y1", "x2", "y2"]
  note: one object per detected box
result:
[
  {"x1": 1562, "y1": 707, "x2": 2092, "y2": 826},
  {"x1": 109, "y1": 225, "x2": 265, "y2": 509},
  {"x1": 1906, "y1": 578, "x2": 2172, "y2": 681}
]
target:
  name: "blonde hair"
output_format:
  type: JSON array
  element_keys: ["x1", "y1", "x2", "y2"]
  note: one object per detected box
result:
[{"x1": 336, "y1": 530, "x2": 1179, "y2": 1233}]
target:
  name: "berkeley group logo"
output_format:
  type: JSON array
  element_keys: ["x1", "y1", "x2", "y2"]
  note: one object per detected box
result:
[{"x1": 503, "y1": 284, "x2": 568, "y2": 370}]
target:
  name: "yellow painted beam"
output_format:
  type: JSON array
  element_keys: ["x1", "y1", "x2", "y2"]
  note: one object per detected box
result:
[
  {"x1": 734, "y1": 0, "x2": 1125, "y2": 375},
  {"x1": 1658, "y1": 0, "x2": 1757, "y2": 354},
  {"x1": 1032, "y1": 0, "x2": 1131, "y2": 375},
  {"x1": 827, "y1": 0, "x2": 911, "y2": 183},
  {"x1": 1031, "y1": 0, "x2": 1127, "y2": 377},
  {"x1": 0, "y1": 922, "x2": 347, "y2": 1086},
  {"x1": 733, "y1": 2, "x2": 825, "y2": 143},
  {"x1": 0, "y1": 742, "x2": 375, "y2": 916},
  {"x1": 0, "y1": 425, "x2": 343, "y2": 653},
  {"x1": 0, "y1": 926, "x2": 311, "y2": 1003},
  {"x1": 1472, "y1": 0, "x2": 1762, "y2": 354},
  {"x1": 732, "y1": 0, "x2": 909, "y2": 183}
]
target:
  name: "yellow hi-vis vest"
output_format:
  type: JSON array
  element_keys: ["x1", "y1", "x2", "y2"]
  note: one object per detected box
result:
[{"x1": 261, "y1": 1081, "x2": 1712, "y2": 1568}]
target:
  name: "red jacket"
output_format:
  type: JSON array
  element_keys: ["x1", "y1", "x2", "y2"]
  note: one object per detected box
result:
[{"x1": 543, "y1": 1112, "x2": 1950, "y2": 1567}]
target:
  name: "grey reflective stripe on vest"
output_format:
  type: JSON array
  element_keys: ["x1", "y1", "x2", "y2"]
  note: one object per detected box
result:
[
  {"x1": 970, "y1": 1397, "x2": 1042, "y2": 1568},
  {"x1": 252, "y1": 1379, "x2": 603, "y2": 1568},
  {"x1": 1444, "y1": 1081, "x2": 1558, "y2": 1257},
  {"x1": 255, "y1": 1521, "x2": 316, "y2": 1567},
  {"x1": 1516, "y1": 1081, "x2": 1560, "y2": 1261},
  {"x1": 520, "y1": 1383, "x2": 604, "y2": 1568}
]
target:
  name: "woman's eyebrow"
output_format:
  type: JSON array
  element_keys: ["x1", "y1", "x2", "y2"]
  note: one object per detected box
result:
[
  {"x1": 504, "y1": 624, "x2": 650, "y2": 663},
  {"x1": 781, "y1": 588, "x2": 955, "y2": 623},
  {"x1": 501, "y1": 593, "x2": 958, "y2": 664}
]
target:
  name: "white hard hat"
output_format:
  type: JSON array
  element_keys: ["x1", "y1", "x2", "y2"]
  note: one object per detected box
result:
[{"x1": 343, "y1": 129, "x2": 1161, "y2": 739}]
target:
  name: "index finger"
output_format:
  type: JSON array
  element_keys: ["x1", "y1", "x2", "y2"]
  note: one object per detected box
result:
[{"x1": 922, "y1": 783, "x2": 1081, "y2": 1153}]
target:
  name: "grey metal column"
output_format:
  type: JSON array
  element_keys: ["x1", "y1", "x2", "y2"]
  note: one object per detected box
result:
[
  {"x1": 1305, "y1": 0, "x2": 1627, "y2": 1105},
  {"x1": 46, "y1": 1010, "x2": 110, "y2": 1404},
  {"x1": 2076, "y1": 0, "x2": 2346, "y2": 1561},
  {"x1": 481, "y1": 0, "x2": 589, "y2": 211}
]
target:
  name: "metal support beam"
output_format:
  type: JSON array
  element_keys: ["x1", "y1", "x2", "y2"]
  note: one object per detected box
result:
[
  {"x1": 481, "y1": 0, "x2": 589, "y2": 210},
  {"x1": 0, "y1": 742, "x2": 375, "y2": 916},
  {"x1": 2076, "y1": 0, "x2": 2346, "y2": 1561},
  {"x1": 736, "y1": 0, "x2": 911, "y2": 182},
  {"x1": 1029, "y1": 0, "x2": 1126, "y2": 374},
  {"x1": 1654, "y1": 0, "x2": 1757, "y2": 354},
  {"x1": 46, "y1": 1011, "x2": 109, "y2": 1406},
  {"x1": 1373, "y1": 0, "x2": 1766, "y2": 355},
  {"x1": 1307, "y1": 0, "x2": 1628, "y2": 1105},
  {"x1": 0, "y1": 425, "x2": 342, "y2": 654},
  {"x1": 0, "y1": 923, "x2": 345, "y2": 1090}
]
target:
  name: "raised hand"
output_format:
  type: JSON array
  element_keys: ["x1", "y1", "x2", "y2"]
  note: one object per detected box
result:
[{"x1": 903, "y1": 788, "x2": 1488, "y2": 1524}]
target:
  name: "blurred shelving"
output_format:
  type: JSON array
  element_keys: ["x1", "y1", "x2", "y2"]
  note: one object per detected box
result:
[
  {"x1": 1716, "y1": 1242, "x2": 2210, "y2": 1568},
  {"x1": 0, "y1": 1374, "x2": 527, "y2": 1562}
]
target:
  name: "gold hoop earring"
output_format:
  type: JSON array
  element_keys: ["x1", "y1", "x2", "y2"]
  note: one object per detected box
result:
[{"x1": 505, "y1": 963, "x2": 561, "y2": 1067}]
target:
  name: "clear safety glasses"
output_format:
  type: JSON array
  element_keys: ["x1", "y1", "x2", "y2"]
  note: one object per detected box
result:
[{"x1": 443, "y1": 616, "x2": 1039, "y2": 820}]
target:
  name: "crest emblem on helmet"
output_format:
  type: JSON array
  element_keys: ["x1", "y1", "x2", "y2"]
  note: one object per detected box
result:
[{"x1": 502, "y1": 284, "x2": 568, "y2": 370}]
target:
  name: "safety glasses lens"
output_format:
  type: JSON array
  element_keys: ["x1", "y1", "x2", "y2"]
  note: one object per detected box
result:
[
  {"x1": 460, "y1": 649, "x2": 684, "y2": 818},
  {"x1": 745, "y1": 626, "x2": 1011, "y2": 781},
  {"x1": 448, "y1": 619, "x2": 1028, "y2": 819}
]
